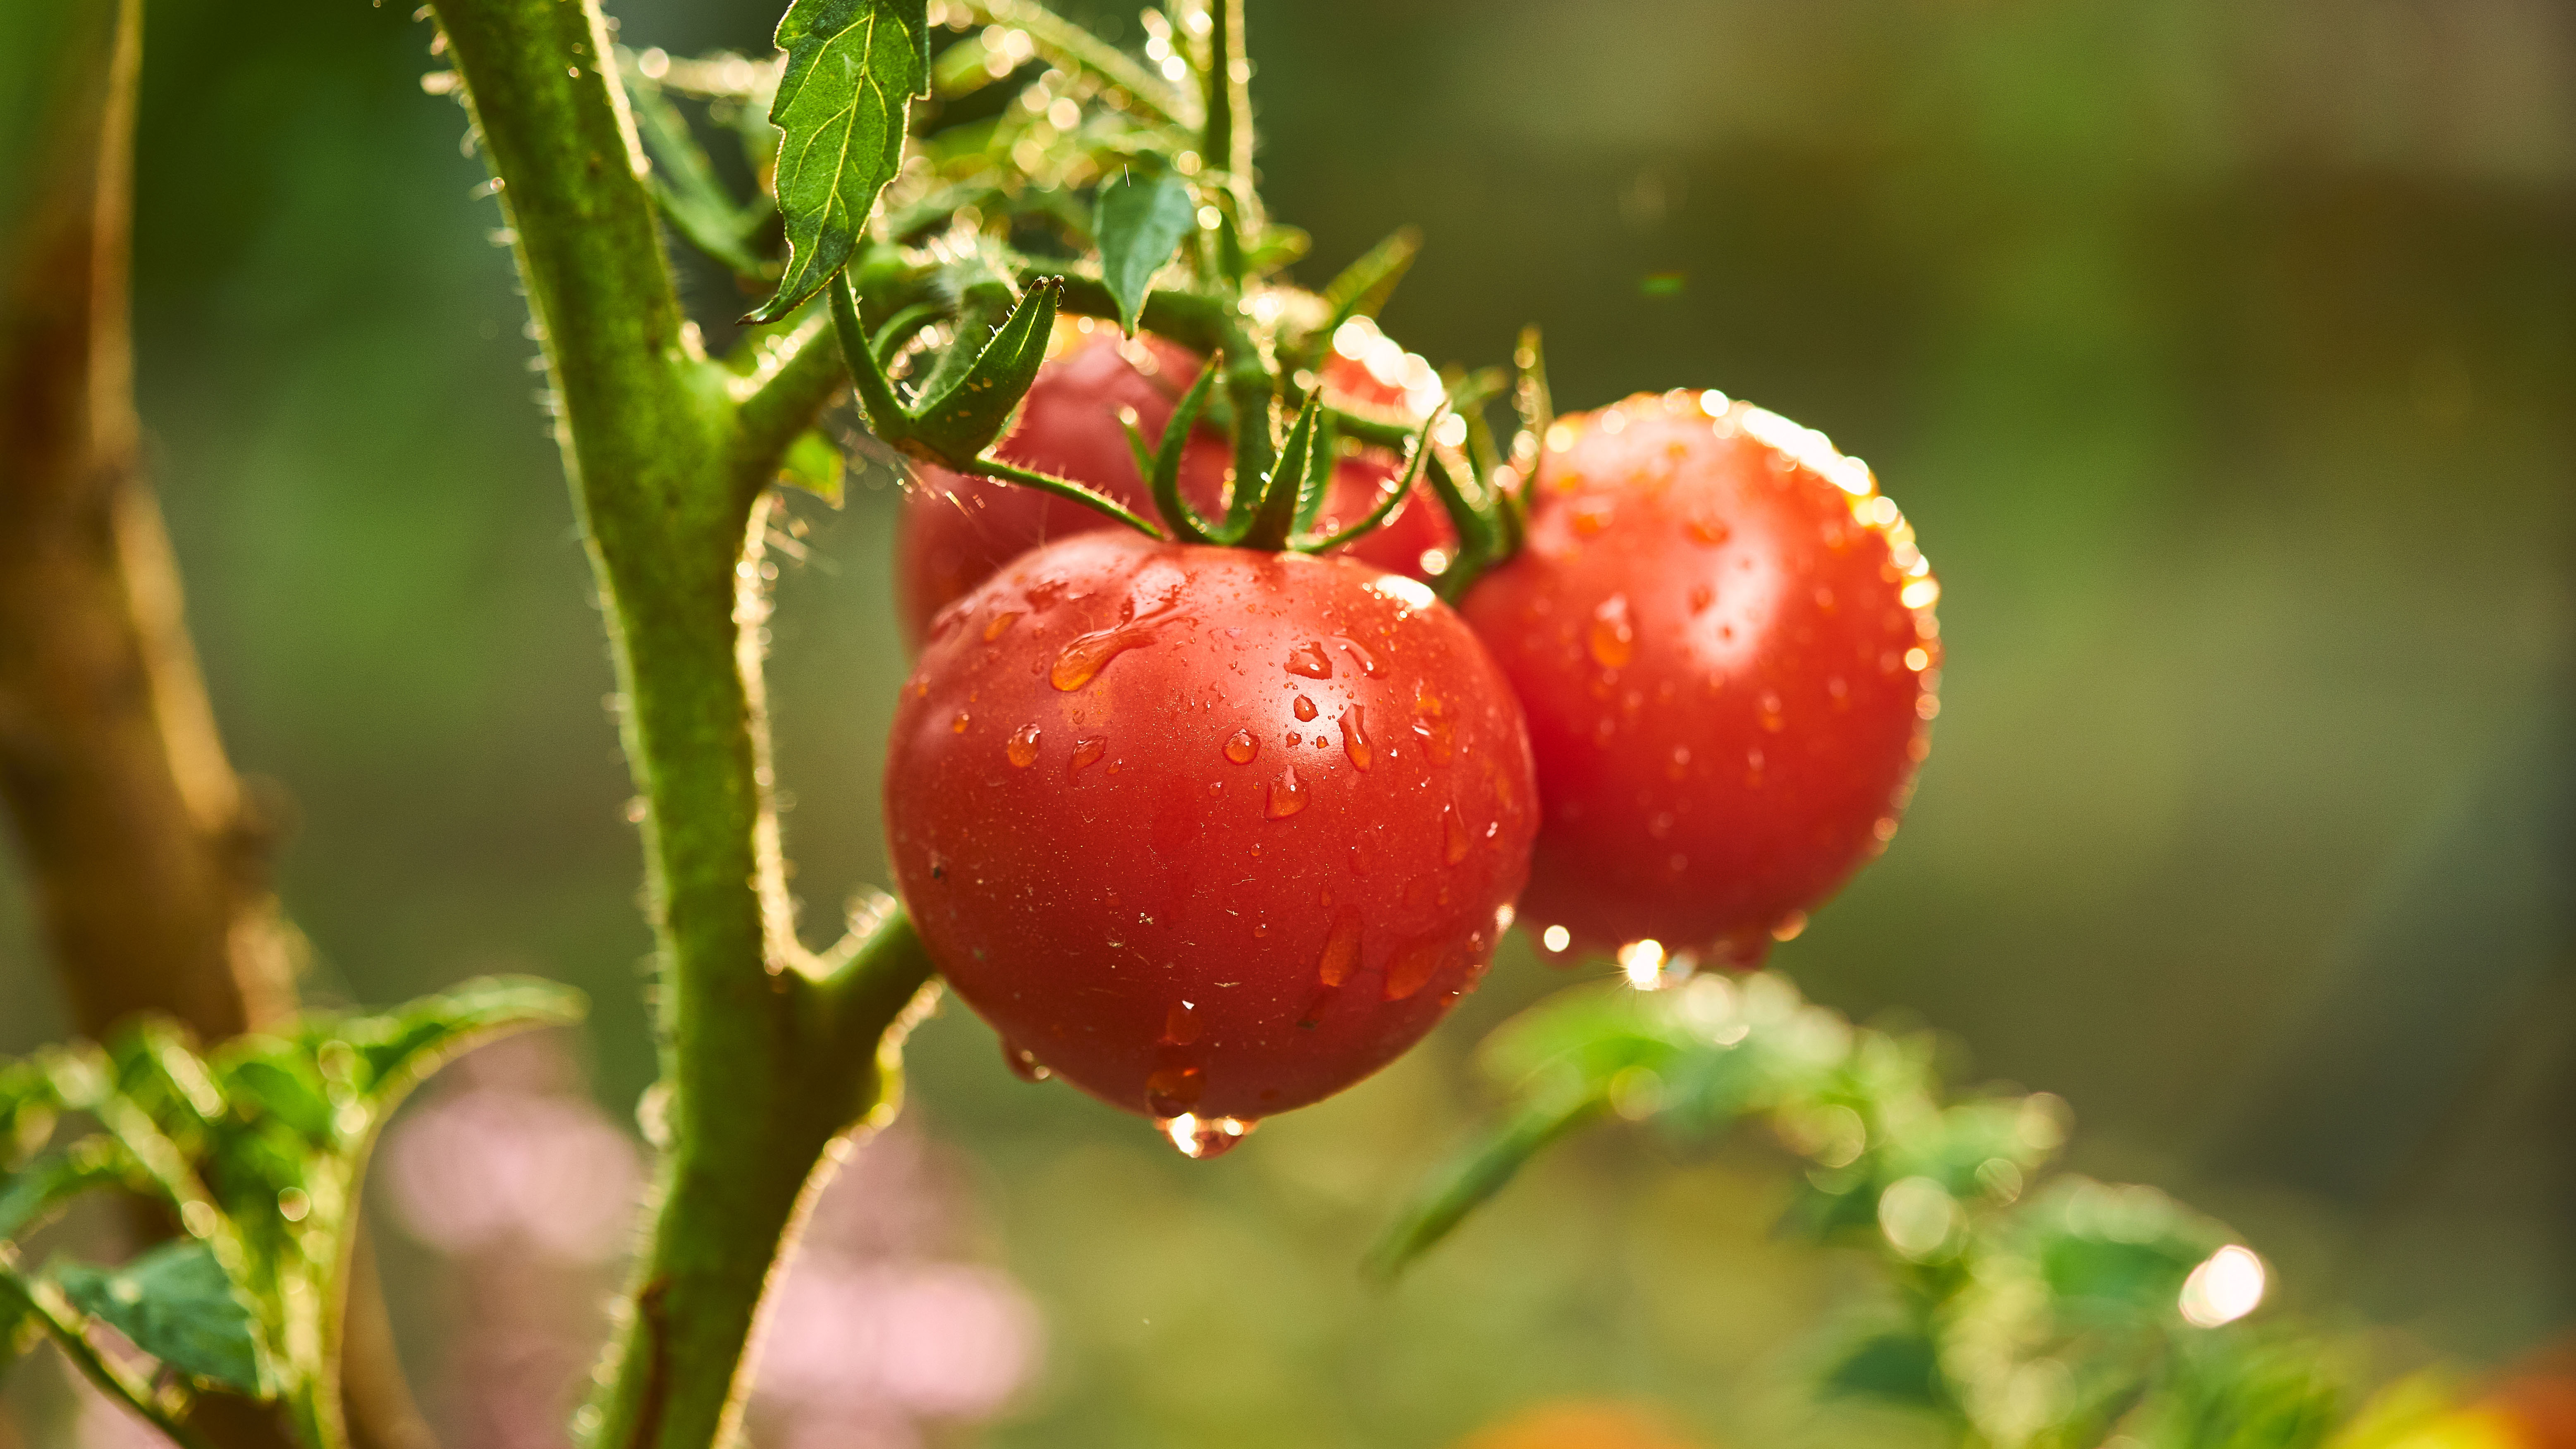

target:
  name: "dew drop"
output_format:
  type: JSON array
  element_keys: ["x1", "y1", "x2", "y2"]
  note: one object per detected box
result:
[
  {"x1": 1286, "y1": 641, "x2": 1334, "y2": 679},
  {"x1": 950, "y1": 710, "x2": 972, "y2": 734},
  {"x1": 1070, "y1": 735, "x2": 1107, "y2": 772},
  {"x1": 1267, "y1": 766, "x2": 1308, "y2": 818},
  {"x1": 1160, "y1": 999, "x2": 1202, "y2": 1045},
  {"x1": 1292, "y1": 694, "x2": 1318, "y2": 721},
  {"x1": 1053, "y1": 617, "x2": 1161, "y2": 690},
  {"x1": 1442, "y1": 804, "x2": 1473, "y2": 865},
  {"x1": 1772, "y1": 911, "x2": 1809, "y2": 942},
  {"x1": 1223, "y1": 728, "x2": 1259, "y2": 764},
  {"x1": 1338, "y1": 706, "x2": 1374, "y2": 771},
  {"x1": 1331, "y1": 636, "x2": 1383, "y2": 678},
  {"x1": 1001, "y1": 1040, "x2": 1051, "y2": 1083},
  {"x1": 1317, "y1": 911, "x2": 1362, "y2": 988},
  {"x1": 1412, "y1": 687, "x2": 1454, "y2": 765},
  {"x1": 983, "y1": 610, "x2": 1022, "y2": 641},
  {"x1": 1160, "y1": 1112, "x2": 1258, "y2": 1159},
  {"x1": 1384, "y1": 939, "x2": 1448, "y2": 1002},
  {"x1": 1145, "y1": 1062, "x2": 1204, "y2": 1117},
  {"x1": 1006, "y1": 723, "x2": 1042, "y2": 768},
  {"x1": 1588, "y1": 594, "x2": 1635, "y2": 670}
]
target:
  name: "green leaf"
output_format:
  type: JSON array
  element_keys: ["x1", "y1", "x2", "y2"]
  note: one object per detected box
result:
[
  {"x1": 55, "y1": 1242, "x2": 270, "y2": 1394},
  {"x1": 0, "y1": 1280, "x2": 32, "y2": 1379},
  {"x1": 1364, "y1": 1088, "x2": 1604, "y2": 1280},
  {"x1": 779, "y1": 428, "x2": 845, "y2": 503},
  {"x1": 327, "y1": 976, "x2": 587, "y2": 1113},
  {"x1": 1092, "y1": 168, "x2": 1195, "y2": 335},
  {"x1": 750, "y1": 0, "x2": 930, "y2": 323},
  {"x1": 0, "y1": 1141, "x2": 143, "y2": 1243},
  {"x1": 1317, "y1": 225, "x2": 1420, "y2": 332}
]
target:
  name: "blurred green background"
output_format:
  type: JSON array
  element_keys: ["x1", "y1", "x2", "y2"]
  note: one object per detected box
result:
[{"x1": 3, "y1": 0, "x2": 2571, "y2": 1445}]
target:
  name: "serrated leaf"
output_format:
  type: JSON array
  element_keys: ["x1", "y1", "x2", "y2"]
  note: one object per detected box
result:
[
  {"x1": 751, "y1": 0, "x2": 929, "y2": 323},
  {"x1": 779, "y1": 428, "x2": 845, "y2": 503},
  {"x1": 55, "y1": 1242, "x2": 269, "y2": 1394},
  {"x1": 329, "y1": 976, "x2": 586, "y2": 1111},
  {"x1": 1092, "y1": 169, "x2": 1194, "y2": 335}
]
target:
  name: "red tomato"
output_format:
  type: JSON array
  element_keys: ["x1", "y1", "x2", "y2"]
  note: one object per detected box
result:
[
  {"x1": 886, "y1": 530, "x2": 1536, "y2": 1151},
  {"x1": 1460, "y1": 391, "x2": 1938, "y2": 966},
  {"x1": 896, "y1": 328, "x2": 1454, "y2": 647}
]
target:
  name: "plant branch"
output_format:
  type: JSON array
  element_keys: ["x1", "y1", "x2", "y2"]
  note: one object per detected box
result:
[{"x1": 731, "y1": 313, "x2": 846, "y2": 495}]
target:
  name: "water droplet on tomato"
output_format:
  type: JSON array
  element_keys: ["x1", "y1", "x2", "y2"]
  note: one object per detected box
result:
[
  {"x1": 1412, "y1": 687, "x2": 1454, "y2": 765},
  {"x1": 1316, "y1": 911, "x2": 1362, "y2": 988},
  {"x1": 1006, "y1": 723, "x2": 1042, "y2": 767},
  {"x1": 1159, "y1": 1113, "x2": 1258, "y2": 1159},
  {"x1": 1070, "y1": 735, "x2": 1107, "y2": 772},
  {"x1": 1001, "y1": 1040, "x2": 1051, "y2": 1083},
  {"x1": 1267, "y1": 766, "x2": 1308, "y2": 818},
  {"x1": 1145, "y1": 1062, "x2": 1205, "y2": 1118},
  {"x1": 1160, "y1": 999, "x2": 1202, "y2": 1046},
  {"x1": 1442, "y1": 805, "x2": 1472, "y2": 865},
  {"x1": 1338, "y1": 707, "x2": 1373, "y2": 771},
  {"x1": 1286, "y1": 641, "x2": 1333, "y2": 679},
  {"x1": 1688, "y1": 582, "x2": 1716, "y2": 613},
  {"x1": 1222, "y1": 728, "x2": 1259, "y2": 764},
  {"x1": 1771, "y1": 911, "x2": 1808, "y2": 942},
  {"x1": 950, "y1": 710, "x2": 971, "y2": 734},
  {"x1": 1587, "y1": 594, "x2": 1635, "y2": 670},
  {"x1": 983, "y1": 610, "x2": 1022, "y2": 641},
  {"x1": 1384, "y1": 939, "x2": 1449, "y2": 1001},
  {"x1": 1051, "y1": 623, "x2": 1155, "y2": 691},
  {"x1": 1687, "y1": 514, "x2": 1731, "y2": 545},
  {"x1": 1331, "y1": 636, "x2": 1382, "y2": 677},
  {"x1": 1292, "y1": 694, "x2": 1317, "y2": 721}
]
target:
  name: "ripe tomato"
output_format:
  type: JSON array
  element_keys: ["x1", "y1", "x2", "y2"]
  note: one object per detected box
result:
[
  {"x1": 896, "y1": 326, "x2": 1454, "y2": 647},
  {"x1": 886, "y1": 529, "x2": 1536, "y2": 1151},
  {"x1": 1460, "y1": 391, "x2": 1938, "y2": 966}
]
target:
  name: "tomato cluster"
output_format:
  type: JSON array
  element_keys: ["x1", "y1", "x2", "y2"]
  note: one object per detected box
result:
[{"x1": 880, "y1": 342, "x2": 1936, "y2": 1151}]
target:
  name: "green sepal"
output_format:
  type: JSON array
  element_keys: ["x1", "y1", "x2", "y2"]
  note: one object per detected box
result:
[
  {"x1": 909, "y1": 276, "x2": 1061, "y2": 468},
  {"x1": 1236, "y1": 390, "x2": 1324, "y2": 551},
  {"x1": 1147, "y1": 356, "x2": 1225, "y2": 543},
  {"x1": 1296, "y1": 402, "x2": 1443, "y2": 555},
  {"x1": 1822, "y1": 1330, "x2": 1948, "y2": 1408},
  {"x1": 1093, "y1": 167, "x2": 1196, "y2": 335},
  {"x1": 749, "y1": 0, "x2": 930, "y2": 323},
  {"x1": 628, "y1": 73, "x2": 778, "y2": 281},
  {"x1": 55, "y1": 1242, "x2": 271, "y2": 1395},
  {"x1": 1317, "y1": 226, "x2": 1420, "y2": 334}
]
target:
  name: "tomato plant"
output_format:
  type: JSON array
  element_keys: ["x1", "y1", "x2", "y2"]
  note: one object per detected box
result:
[
  {"x1": 887, "y1": 529, "x2": 1534, "y2": 1152},
  {"x1": 1462, "y1": 392, "x2": 1940, "y2": 966}
]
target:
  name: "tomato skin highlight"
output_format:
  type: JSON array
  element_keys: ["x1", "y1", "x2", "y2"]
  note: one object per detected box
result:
[
  {"x1": 896, "y1": 330, "x2": 1453, "y2": 648},
  {"x1": 1460, "y1": 392, "x2": 1938, "y2": 962},
  {"x1": 887, "y1": 530, "x2": 1537, "y2": 1120}
]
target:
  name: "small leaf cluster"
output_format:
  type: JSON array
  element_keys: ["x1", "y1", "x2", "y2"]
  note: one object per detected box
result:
[
  {"x1": 624, "y1": 1, "x2": 1540, "y2": 587},
  {"x1": 1374, "y1": 973, "x2": 2355, "y2": 1449},
  {"x1": 0, "y1": 979, "x2": 582, "y2": 1449}
]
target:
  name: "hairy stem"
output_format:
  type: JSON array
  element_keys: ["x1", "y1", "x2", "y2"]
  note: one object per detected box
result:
[{"x1": 426, "y1": 2, "x2": 927, "y2": 1447}]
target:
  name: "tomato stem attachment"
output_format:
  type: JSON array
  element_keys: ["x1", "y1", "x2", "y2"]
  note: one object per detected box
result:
[{"x1": 1297, "y1": 401, "x2": 1447, "y2": 555}]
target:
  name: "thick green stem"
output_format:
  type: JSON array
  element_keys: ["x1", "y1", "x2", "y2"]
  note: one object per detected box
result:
[{"x1": 427, "y1": 2, "x2": 928, "y2": 1447}]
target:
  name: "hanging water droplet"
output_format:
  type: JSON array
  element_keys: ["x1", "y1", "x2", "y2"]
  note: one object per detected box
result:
[
  {"x1": 1338, "y1": 706, "x2": 1373, "y2": 771},
  {"x1": 1006, "y1": 723, "x2": 1042, "y2": 767},
  {"x1": 1223, "y1": 728, "x2": 1259, "y2": 764},
  {"x1": 1001, "y1": 1040, "x2": 1051, "y2": 1083},
  {"x1": 1267, "y1": 765, "x2": 1308, "y2": 818},
  {"x1": 1159, "y1": 1112, "x2": 1258, "y2": 1159},
  {"x1": 1588, "y1": 594, "x2": 1635, "y2": 670}
]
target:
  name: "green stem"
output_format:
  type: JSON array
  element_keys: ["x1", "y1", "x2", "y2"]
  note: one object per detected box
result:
[
  {"x1": 963, "y1": 0, "x2": 1196, "y2": 129},
  {"x1": 427, "y1": 3, "x2": 932, "y2": 1447}
]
